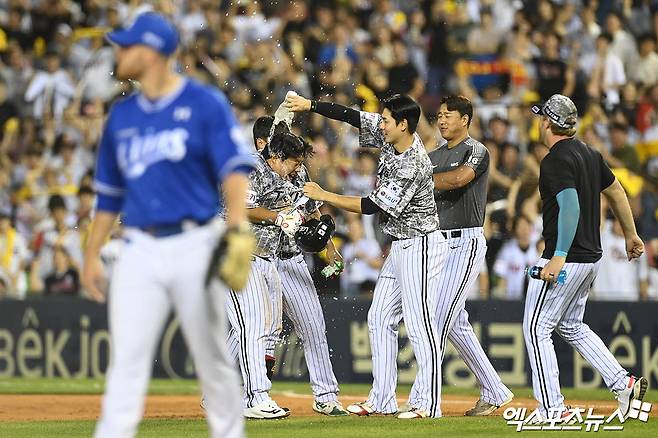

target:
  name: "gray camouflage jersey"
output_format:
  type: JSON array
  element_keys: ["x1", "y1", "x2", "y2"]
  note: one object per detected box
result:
[
  {"x1": 247, "y1": 154, "x2": 297, "y2": 258},
  {"x1": 359, "y1": 111, "x2": 440, "y2": 239}
]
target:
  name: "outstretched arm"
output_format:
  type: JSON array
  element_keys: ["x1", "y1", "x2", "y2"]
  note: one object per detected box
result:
[{"x1": 285, "y1": 94, "x2": 361, "y2": 128}]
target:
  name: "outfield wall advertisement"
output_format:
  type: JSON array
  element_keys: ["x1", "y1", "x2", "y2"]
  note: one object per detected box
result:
[{"x1": 0, "y1": 297, "x2": 656, "y2": 388}]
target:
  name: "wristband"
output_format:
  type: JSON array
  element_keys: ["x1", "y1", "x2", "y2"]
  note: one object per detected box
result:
[{"x1": 554, "y1": 250, "x2": 568, "y2": 258}]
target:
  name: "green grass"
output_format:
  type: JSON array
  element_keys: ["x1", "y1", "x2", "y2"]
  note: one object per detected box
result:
[
  {"x1": 1, "y1": 416, "x2": 657, "y2": 438},
  {"x1": 0, "y1": 378, "x2": 656, "y2": 437}
]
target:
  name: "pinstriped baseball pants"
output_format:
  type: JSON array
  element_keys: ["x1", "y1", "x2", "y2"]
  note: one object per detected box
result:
[
  {"x1": 225, "y1": 256, "x2": 281, "y2": 408},
  {"x1": 407, "y1": 229, "x2": 512, "y2": 408},
  {"x1": 275, "y1": 254, "x2": 340, "y2": 403},
  {"x1": 523, "y1": 258, "x2": 628, "y2": 417},
  {"x1": 366, "y1": 230, "x2": 448, "y2": 417}
]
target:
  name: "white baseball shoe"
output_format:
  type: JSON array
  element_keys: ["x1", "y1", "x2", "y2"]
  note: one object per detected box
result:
[
  {"x1": 397, "y1": 407, "x2": 430, "y2": 419},
  {"x1": 346, "y1": 401, "x2": 376, "y2": 416},
  {"x1": 616, "y1": 374, "x2": 648, "y2": 419},
  {"x1": 465, "y1": 393, "x2": 514, "y2": 416},
  {"x1": 313, "y1": 400, "x2": 349, "y2": 416},
  {"x1": 244, "y1": 399, "x2": 290, "y2": 419}
]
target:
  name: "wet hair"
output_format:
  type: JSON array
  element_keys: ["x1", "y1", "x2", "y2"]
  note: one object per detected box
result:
[
  {"x1": 440, "y1": 95, "x2": 474, "y2": 127},
  {"x1": 267, "y1": 132, "x2": 314, "y2": 161},
  {"x1": 381, "y1": 94, "x2": 420, "y2": 133},
  {"x1": 252, "y1": 116, "x2": 274, "y2": 146}
]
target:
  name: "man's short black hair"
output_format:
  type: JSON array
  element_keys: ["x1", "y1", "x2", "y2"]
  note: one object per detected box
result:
[
  {"x1": 268, "y1": 132, "x2": 314, "y2": 161},
  {"x1": 253, "y1": 116, "x2": 274, "y2": 146},
  {"x1": 440, "y1": 95, "x2": 474, "y2": 127},
  {"x1": 48, "y1": 194, "x2": 67, "y2": 212},
  {"x1": 381, "y1": 94, "x2": 420, "y2": 133},
  {"x1": 598, "y1": 32, "x2": 613, "y2": 43},
  {"x1": 610, "y1": 122, "x2": 628, "y2": 133}
]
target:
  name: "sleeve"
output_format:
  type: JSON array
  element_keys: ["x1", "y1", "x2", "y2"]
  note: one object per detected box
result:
[
  {"x1": 359, "y1": 111, "x2": 386, "y2": 149},
  {"x1": 542, "y1": 154, "x2": 577, "y2": 197},
  {"x1": 93, "y1": 111, "x2": 125, "y2": 213},
  {"x1": 206, "y1": 89, "x2": 256, "y2": 182},
  {"x1": 598, "y1": 151, "x2": 616, "y2": 191},
  {"x1": 246, "y1": 168, "x2": 263, "y2": 209},
  {"x1": 367, "y1": 164, "x2": 421, "y2": 219},
  {"x1": 555, "y1": 188, "x2": 580, "y2": 257},
  {"x1": 463, "y1": 142, "x2": 490, "y2": 178}
]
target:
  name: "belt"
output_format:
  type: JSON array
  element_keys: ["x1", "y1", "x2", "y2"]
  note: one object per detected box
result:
[
  {"x1": 441, "y1": 230, "x2": 462, "y2": 239},
  {"x1": 277, "y1": 251, "x2": 299, "y2": 260},
  {"x1": 141, "y1": 219, "x2": 210, "y2": 238}
]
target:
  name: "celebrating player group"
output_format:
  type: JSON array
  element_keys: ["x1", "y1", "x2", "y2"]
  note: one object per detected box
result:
[{"x1": 84, "y1": 11, "x2": 649, "y2": 438}]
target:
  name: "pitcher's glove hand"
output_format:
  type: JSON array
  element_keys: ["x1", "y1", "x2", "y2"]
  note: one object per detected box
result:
[
  {"x1": 275, "y1": 209, "x2": 304, "y2": 237},
  {"x1": 206, "y1": 223, "x2": 256, "y2": 291}
]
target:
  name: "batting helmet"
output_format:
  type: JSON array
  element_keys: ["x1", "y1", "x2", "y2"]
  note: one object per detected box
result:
[{"x1": 294, "y1": 214, "x2": 335, "y2": 252}]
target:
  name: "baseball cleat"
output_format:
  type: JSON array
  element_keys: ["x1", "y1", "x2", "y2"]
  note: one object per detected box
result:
[
  {"x1": 313, "y1": 400, "x2": 349, "y2": 416},
  {"x1": 616, "y1": 374, "x2": 648, "y2": 418},
  {"x1": 465, "y1": 393, "x2": 514, "y2": 416},
  {"x1": 397, "y1": 407, "x2": 430, "y2": 419},
  {"x1": 244, "y1": 399, "x2": 290, "y2": 419},
  {"x1": 346, "y1": 401, "x2": 376, "y2": 416}
]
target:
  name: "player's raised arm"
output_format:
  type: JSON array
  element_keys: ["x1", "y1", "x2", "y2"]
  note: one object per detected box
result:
[{"x1": 285, "y1": 93, "x2": 361, "y2": 128}]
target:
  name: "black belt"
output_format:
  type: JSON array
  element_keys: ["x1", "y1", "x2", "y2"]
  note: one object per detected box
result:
[
  {"x1": 441, "y1": 230, "x2": 462, "y2": 239},
  {"x1": 277, "y1": 251, "x2": 299, "y2": 260},
  {"x1": 141, "y1": 219, "x2": 210, "y2": 238}
]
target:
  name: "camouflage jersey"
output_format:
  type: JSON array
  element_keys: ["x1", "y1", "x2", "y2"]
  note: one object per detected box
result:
[
  {"x1": 359, "y1": 111, "x2": 440, "y2": 239},
  {"x1": 247, "y1": 154, "x2": 319, "y2": 258}
]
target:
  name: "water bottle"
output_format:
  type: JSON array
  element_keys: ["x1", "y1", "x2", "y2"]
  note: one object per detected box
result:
[
  {"x1": 525, "y1": 266, "x2": 567, "y2": 284},
  {"x1": 321, "y1": 261, "x2": 344, "y2": 278}
]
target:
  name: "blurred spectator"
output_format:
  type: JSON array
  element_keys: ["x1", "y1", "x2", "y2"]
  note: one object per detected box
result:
[
  {"x1": 39, "y1": 245, "x2": 81, "y2": 297},
  {"x1": 0, "y1": 205, "x2": 29, "y2": 298},
  {"x1": 607, "y1": 122, "x2": 641, "y2": 173},
  {"x1": 605, "y1": 11, "x2": 638, "y2": 72},
  {"x1": 31, "y1": 194, "x2": 81, "y2": 285},
  {"x1": 532, "y1": 32, "x2": 575, "y2": 101},
  {"x1": 581, "y1": 33, "x2": 626, "y2": 109},
  {"x1": 632, "y1": 33, "x2": 658, "y2": 88},
  {"x1": 387, "y1": 39, "x2": 422, "y2": 97},
  {"x1": 493, "y1": 215, "x2": 538, "y2": 300},
  {"x1": 593, "y1": 218, "x2": 648, "y2": 301},
  {"x1": 467, "y1": 7, "x2": 501, "y2": 56},
  {"x1": 24, "y1": 50, "x2": 75, "y2": 121}
]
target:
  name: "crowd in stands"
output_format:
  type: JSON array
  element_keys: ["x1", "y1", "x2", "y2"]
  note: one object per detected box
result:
[{"x1": 0, "y1": 0, "x2": 657, "y2": 301}]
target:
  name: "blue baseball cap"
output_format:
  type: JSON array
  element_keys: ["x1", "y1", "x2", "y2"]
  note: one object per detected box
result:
[{"x1": 106, "y1": 12, "x2": 178, "y2": 56}]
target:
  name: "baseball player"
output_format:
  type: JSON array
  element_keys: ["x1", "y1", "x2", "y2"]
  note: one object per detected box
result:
[
  {"x1": 82, "y1": 13, "x2": 254, "y2": 438},
  {"x1": 251, "y1": 116, "x2": 349, "y2": 416},
  {"x1": 403, "y1": 95, "x2": 513, "y2": 416},
  {"x1": 221, "y1": 132, "x2": 319, "y2": 419},
  {"x1": 286, "y1": 93, "x2": 447, "y2": 419},
  {"x1": 525, "y1": 94, "x2": 647, "y2": 420}
]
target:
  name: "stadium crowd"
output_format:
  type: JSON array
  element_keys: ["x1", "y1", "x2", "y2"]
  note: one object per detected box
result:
[{"x1": 0, "y1": 0, "x2": 657, "y2": 301}]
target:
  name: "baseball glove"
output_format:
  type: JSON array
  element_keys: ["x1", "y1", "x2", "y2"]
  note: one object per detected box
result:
[{"x1": 206, "y1": 223, "x2": 256, "y2": 291}]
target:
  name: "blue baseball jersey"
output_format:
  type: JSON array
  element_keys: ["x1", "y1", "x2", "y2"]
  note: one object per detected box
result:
[{"x1": 94, "y1": 78, "x2": 254, "y2": 227}]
